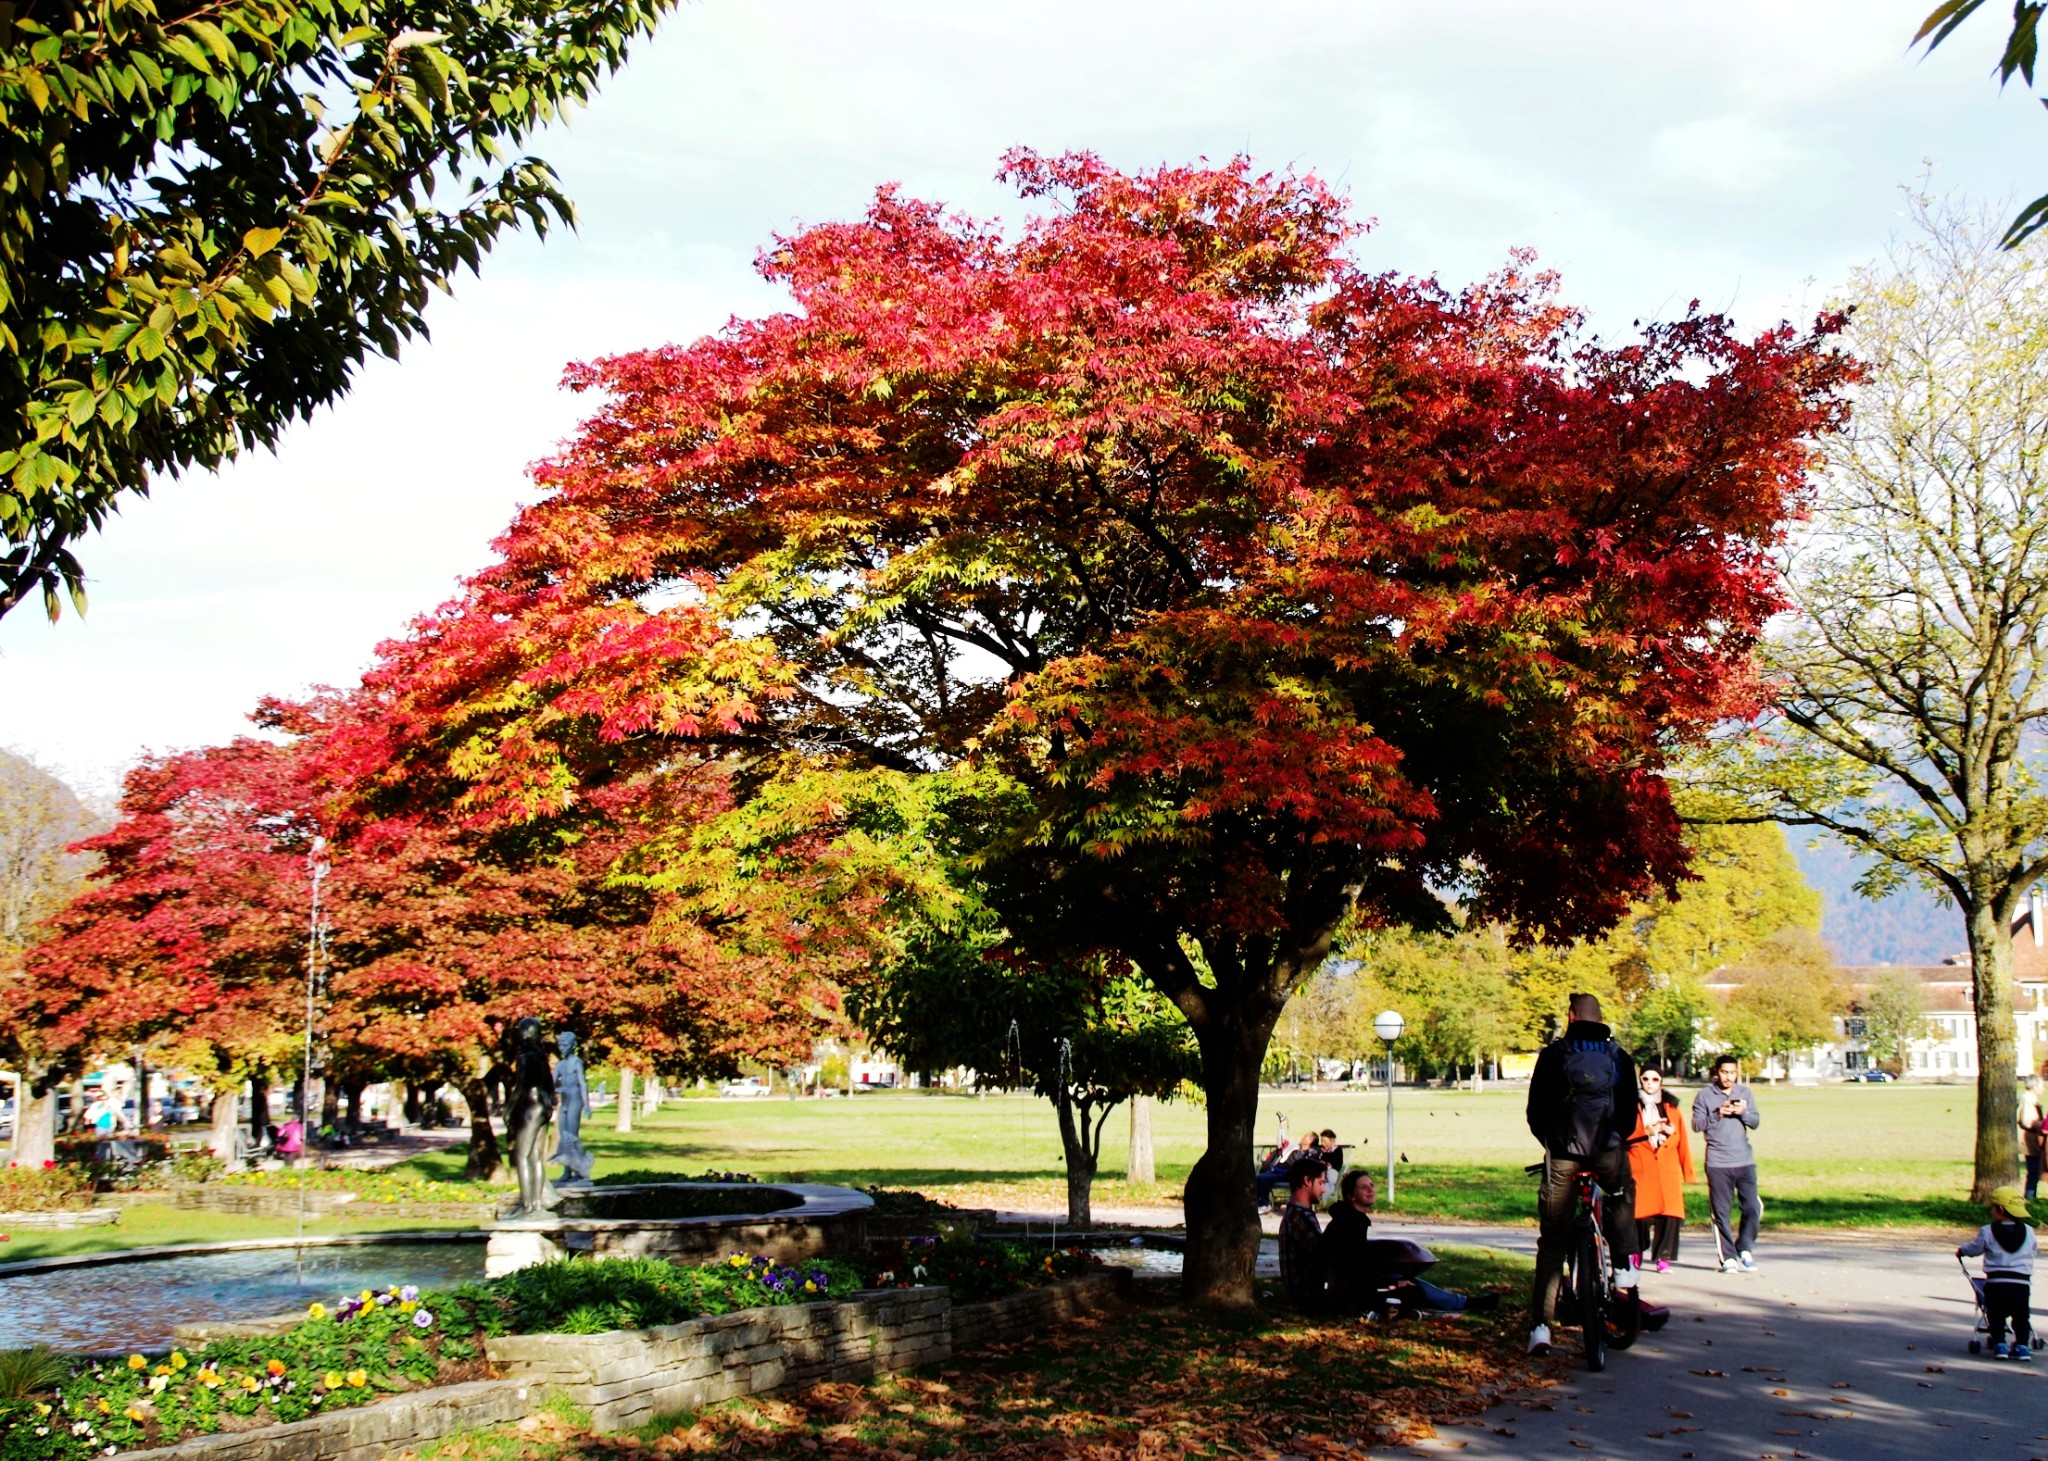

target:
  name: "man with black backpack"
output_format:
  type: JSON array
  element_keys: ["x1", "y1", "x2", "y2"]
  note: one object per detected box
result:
[{"x1": 1524, "y1": 991, "x2": 1639, "y2": 1356}]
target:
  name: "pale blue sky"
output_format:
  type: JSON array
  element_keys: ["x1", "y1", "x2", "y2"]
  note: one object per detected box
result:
[{"x1": 0, "y1": 0, "x2": 2034, "y2": 795}]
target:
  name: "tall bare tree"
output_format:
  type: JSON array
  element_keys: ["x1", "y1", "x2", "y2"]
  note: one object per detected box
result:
[
  {"x1": 0, "y1": 749, "x2": 95, "y2": 1163},
  {"x1": 1710, "y1": 194, "x2": 2048, "y2": 1197}
]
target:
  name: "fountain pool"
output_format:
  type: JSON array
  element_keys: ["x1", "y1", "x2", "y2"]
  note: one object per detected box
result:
[{"x1": 0, "y1": 1238, "x2": 486, "y2": 1353}]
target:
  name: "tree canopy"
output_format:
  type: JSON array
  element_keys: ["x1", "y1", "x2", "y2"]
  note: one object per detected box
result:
[
  {"x1": 1706, "y1": 195, "x2": 2048, "y2": 1195},
  {"x1": 0, "y1": 0, "x2": 679, "y2": 622},
  {"x1": 347, "y1": 151, "x2": 1849, "y2": 1302}
]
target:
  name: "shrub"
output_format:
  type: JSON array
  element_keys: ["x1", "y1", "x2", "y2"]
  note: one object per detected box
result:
[
  {"x1": 593, "y1": 1167, "x2": 759, "y2": 1186},
  {"x1": 857, "y1": 1238, "x2": 1103, "y2": 1302},
  {"x1": 489, "y1": 1253, "x2": 863, "y2": 1332},
  {"x1": 0, "y1": 1345, "x2": 69, "y2": 1399},
  {"x1": 0, "y1": 1161, "x2": 95, "y2": 1212}
]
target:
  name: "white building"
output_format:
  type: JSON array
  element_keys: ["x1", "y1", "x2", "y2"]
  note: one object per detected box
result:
[{"x1": 1704, "y1": 892, "x2": 2048, "y2": 1083}]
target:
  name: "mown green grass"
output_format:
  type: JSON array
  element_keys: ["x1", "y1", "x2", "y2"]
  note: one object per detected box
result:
[
  {"x1": 0, "y1": 1204, "x2": 475, "y2": 1263},
  {"x1": 399, "y1": 1081, "x2": 1988, "y2": 1231}
]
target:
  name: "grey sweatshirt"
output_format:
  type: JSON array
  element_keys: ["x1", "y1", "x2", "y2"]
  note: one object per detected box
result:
[{"x1": 1691, "y1": 1081, "x2": 1761, "y2": 1168}]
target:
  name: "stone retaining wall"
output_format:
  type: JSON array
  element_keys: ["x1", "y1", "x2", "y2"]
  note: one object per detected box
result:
[
  {"x1": 487, "y1": 1286, "x2": 951, "y2": 1430},
  {"x1": 117, "y1": 1379, "x2": 536, "y2": 1461},
  {"x1": 0, "y1": 1206, "x2": 119, "y2": 1228},
  {"x1": 114, "y1": 1270, "x2": 1129, "y2": 1461},
  {"x1": 99, "y1": 1188, "x2": 495, "y2": 1222},
  {"x1": 951, "y1": 1267, "x2": 1131, "y2": 1351}
]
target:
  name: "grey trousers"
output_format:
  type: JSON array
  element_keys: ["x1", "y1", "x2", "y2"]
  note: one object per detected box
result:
[{"x1": 1706, "y1": 1163, "x2": 1760, "y2": 1257}]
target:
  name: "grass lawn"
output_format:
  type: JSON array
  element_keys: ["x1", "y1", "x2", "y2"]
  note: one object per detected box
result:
[
  {"x1": 0, "y1": 1204, "x2": 477, "y2": 1264},
  {"x1": 392, "y1": 1246, "x2": 1537, "y2": 1461},
  {"x1": 386, "y1": 1081, "x2": 1985, "y2": 1232}
]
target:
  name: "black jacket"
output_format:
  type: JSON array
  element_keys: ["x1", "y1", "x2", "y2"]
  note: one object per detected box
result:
[
  {"x1": 1320, "y1": 1201, "x2": 1378, "y2": 1311},
  {"x1": 1525, "y1": 1019, "x2": 1637, "y2": 1157}
]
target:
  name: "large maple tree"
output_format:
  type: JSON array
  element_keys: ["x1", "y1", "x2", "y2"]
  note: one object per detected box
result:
[{"x1": 345, "y1": 152, "x2": 1851, "y2": 1302}]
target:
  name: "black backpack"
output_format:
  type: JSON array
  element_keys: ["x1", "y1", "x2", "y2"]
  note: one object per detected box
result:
[{"x1": 1554, "y1": 1036, "x2": 1620, "y2": 1158}]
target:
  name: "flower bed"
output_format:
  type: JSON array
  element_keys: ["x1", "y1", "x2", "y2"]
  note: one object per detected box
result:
[
  {"x1": 0, "y1": 1160, "x2": 96, "y2": 1213},
  {"x1": 856, "y1": 1237, "x2": 1102, "y2": 1302},
  {"x1": 0, "y1": 1253, "x2": 862, "y2": 1460}
]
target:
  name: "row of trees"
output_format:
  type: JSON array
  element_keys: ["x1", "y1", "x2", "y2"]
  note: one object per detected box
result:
[{"x1": 1276, "y1": 822, "x2": 1939, "y2": 1088}]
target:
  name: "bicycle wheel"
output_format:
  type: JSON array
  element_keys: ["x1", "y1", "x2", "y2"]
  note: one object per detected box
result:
[
  {"x1": 1575, "y1": 1226, "x2": 1607, "y2": 1372},
  {"x1": 1604, "y1": 1283, "x2": 1642, "y2": 1351}
]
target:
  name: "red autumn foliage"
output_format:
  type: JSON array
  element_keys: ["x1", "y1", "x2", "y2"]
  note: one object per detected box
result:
[{"x1": 81, "y1": 152, "x2": 1849, "y2": 1301}]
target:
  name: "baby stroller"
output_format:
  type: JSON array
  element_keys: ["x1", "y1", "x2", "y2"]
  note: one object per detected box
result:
[{"x1": 1962, "y1": 1254, "x2": 1993, "y2": 1354}]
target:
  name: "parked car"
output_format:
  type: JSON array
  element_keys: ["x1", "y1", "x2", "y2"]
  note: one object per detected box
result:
[
  {"x1": 1853, "y1": 1069, "x2": 1895, "y2": 1082},
  {"x1": 719, "y1": 1077, "x2": 771, "y2": 1098}
]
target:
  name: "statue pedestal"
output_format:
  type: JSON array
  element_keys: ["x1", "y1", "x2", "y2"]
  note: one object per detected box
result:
[{"x1": 484, "y1": 1224, "x2": 566, "y2": 1277}]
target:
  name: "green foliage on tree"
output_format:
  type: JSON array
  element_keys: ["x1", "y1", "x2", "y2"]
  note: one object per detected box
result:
[
  {"x1": 1724, "y1": 928, "x2": 1848, "y2": 1082},
  {"x1": 0, "y1": 0, "x2": 679, "y2": 621},
  {"x1": 1857, "y1": 967, "x2": 1933, "y2": 1075},
  {"x1": 1619, "y1": 975, "x2": 1715, "y2": 1074}
]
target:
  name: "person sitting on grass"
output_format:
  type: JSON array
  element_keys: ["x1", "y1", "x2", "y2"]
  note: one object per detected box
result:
[
  {"x1": 1959, "y1": 1185, "x2": 2037, "y2": 1362},
  {"x1": 1321, "y1": 1168, "x2": 1495, "y2": 1315},
  {"x1": 1276, "y1": 1155, "x2": 1331, "y2": 1310}
]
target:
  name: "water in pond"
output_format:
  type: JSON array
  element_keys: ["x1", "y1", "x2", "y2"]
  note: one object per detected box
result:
[
  {"x1": 0, "y1": 1241, "x2": 486, "y2": 1353},
  {"x1": 1084, "y1": 1241, "x2": 1282, "y2": 1277}
]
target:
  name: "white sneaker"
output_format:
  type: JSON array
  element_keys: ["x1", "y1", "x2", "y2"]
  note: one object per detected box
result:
[
  {"x1": 1527, "y1": 1323, "x2": 1552, "y2": 1355},
  {"x1": 1721, "y1": 1257, "x2": 1740, "y2": 1273},
  {"x1": 1611, "y1": 1266, "x2": 1638, "y2": 1289},
  {"x1": 1738, "y1": 1251, "x2": 1758, "y2": 1272}
]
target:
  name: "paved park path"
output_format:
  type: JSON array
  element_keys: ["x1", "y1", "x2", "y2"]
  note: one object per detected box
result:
[
  {"x1": 1375, "y1": 1219, "x2": 2048, "y2": 1461},
  {"x1": 998, "y1": 1203, "x2": 2048, "y2": 1459}
]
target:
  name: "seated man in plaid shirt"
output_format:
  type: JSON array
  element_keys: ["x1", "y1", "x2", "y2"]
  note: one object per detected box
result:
[{"x1": 1276, "y1": 1155, "x2": 1331, "y2": 1310}]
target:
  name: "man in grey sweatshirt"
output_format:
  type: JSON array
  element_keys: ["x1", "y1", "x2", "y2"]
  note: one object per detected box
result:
[{"x1": 1692, "y1": 1053, "x2": 1763, "y2": 1271}]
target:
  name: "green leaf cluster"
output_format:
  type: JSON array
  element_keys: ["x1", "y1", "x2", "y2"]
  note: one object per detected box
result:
[{"x1": 0, "y1": 0, "x2": 679, "y2": 620}]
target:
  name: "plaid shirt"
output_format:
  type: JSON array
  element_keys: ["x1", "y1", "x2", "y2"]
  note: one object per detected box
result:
[{"x1": 1277, "y1": 1199, "x2": 1325, "y2": 1309}]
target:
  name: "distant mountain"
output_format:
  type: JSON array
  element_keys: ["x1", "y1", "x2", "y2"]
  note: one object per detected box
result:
[{"x1": 1790, "y1": 837, "x2": 1963, "y2": 967}]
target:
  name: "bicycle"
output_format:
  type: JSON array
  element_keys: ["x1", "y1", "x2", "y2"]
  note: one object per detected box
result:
[{"x1": 1529, "y1": 1160, "x2": 1642, "y2": 1371}]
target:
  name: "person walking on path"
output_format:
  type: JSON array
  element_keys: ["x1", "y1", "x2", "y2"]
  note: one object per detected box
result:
[
  {"x1": 2020, "y1": 1075, "x2": 2044, "y2": 1201},
  {"x1": 1693, "y1": 1053, "x2": 1762, "y2": 1273},
  {"x1": 1524, "y1": 991, "x2": 1639, "y2": 1356},
  {"x1": 1628, "y1": 1065, "x2": 1693, "y2": 1272},
  {"x1": 1958, "y1": 1185, "x2": 2037, "y2": 1360}
]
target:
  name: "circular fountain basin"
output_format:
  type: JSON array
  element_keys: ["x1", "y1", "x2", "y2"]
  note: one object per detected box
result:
[
  {"x1": 0, "y1": 1234, "x2": 486, "y2": 1354},
  {"x1": 486, "y1": 1181, "x2": 871, "y2": 1275}
]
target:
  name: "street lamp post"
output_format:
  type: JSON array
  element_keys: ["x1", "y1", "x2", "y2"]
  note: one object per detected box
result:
[{"x1": 1373, "y1": 1010, "x2": 1405, "y2": 1204}]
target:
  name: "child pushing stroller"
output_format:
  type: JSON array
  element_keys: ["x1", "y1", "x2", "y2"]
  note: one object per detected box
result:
[{"x1": 1958, "y1": 1184, "x2": 2036, "y2": 1361}]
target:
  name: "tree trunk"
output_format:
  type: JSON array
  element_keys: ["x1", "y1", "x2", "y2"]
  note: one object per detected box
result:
[
  {"x1": 401, "y1": 1081, "x2": 423, "y2": 1126},
  {"x1": 14, "y1": 1070, "x2": 58, "y2": 1166},
  {"x1": 614, "y1": 1065, "x2": 635, "y2": 1133},
  {"x1": 461, "y1": 1079, "x2": 506, "y2": 1181},
  {"x1": 1127, "y1": 1095, "x2": 1155, "y2": 1184},
  {"x1": 642, "y1": 1075, "x2": 661, "y2": 1115},
  {"x1": 343, "y1": 1078, "x2": 364, "y2": 1131},
  {"x1": 248, "y1": 1074, "x2": 271, "y2": 1143},
  {"x1": 1053, "y1": 1085, "x2": 1103, "y2": 1228},
  {"x1": 209, "y1": 1088, "x2": 241, "y2": 1161},
  {"x1": 320, "y1": 1078, "x2": 340, "y2": 1131},
  {"x1": 1967, "y1": 894, "x2": 2022, "y2": 1200},
  {"x1": 1181, "y1": 1006, "x2": 1278, "y2": 1307}
]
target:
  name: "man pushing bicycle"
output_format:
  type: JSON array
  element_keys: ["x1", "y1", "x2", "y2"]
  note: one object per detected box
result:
[{"x1": 1525, "y1": 991, "x2": 1639, "y2": 1356}]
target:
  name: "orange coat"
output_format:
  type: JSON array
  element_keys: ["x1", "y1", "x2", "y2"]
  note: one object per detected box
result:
[{"x1": 1626, "y1": 1091, "x2": 1694, "y2": 1220}]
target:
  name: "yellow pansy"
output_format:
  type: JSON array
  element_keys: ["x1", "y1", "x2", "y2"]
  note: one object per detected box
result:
[
  {"x1": 323, "y1": 1372, "x2": 345, "y2": 1391},
  {"x1": 125, "y1": 1355, "x2": 146, "y2": 1371},
  {"x1": 169, "y1": 1351, "x2": 188, "y2": 1371},
  {"x1": 306, "y1": 1302, "x2": 327, "y2": 1320},
  {"x1": 345, "y1": 1369, "x2": 368, "y2": 1388}
]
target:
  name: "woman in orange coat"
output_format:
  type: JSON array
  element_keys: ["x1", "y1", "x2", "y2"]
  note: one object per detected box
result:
[{"x1": 1627, "y1": 1065, "x2": 1694, "y2": 1272}]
